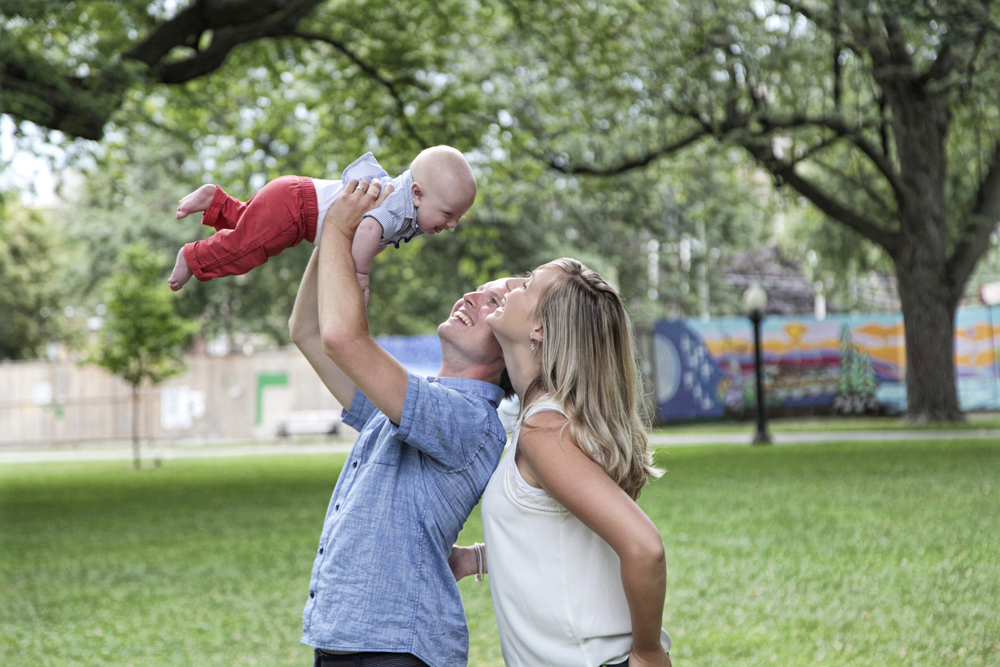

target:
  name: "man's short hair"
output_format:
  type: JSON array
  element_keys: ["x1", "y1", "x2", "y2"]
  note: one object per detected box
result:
[{"x1": 499, "y1": 368, "x2": 514, "y2": 400}]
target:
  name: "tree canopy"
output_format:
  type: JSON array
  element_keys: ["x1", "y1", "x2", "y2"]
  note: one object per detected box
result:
[
  {"x1": 0, "y1": 195, "x2": 68, "y2": 359},
  {"x1": 3, "y1": 0, "x2": 774, "y2": 342},
  {"x1": 489, "y1": 0, "x2": 1000, "y2": 420},
  {"x1": 90, "y1": 241, "x2": 195, "y2": 388},
  {"x1": 5, "y1": 0, "x2": 999, "y2": 421}
]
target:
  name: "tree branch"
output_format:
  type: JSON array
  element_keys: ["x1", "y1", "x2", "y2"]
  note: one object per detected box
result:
[
  {"x1": 757, "y1": 114, "x2": 905, "y2": 198},
  {"x1": 292, "y1": 30, "x2": 429, "y2": 146},
  {"x1": 875, "y1": 11, "x2": 915, "y2": 76},
  {"x1": 948, "y1": 142, "x2": 1000, "y2": 291},
  {"x1": 808, "y1": 154, "x2": 892, "y2": 214},
  {"x1": 3, "y1": 0, "x2": 328, "y2": 140},
  {"x1": 150, "y1": 0, "x2": 324, "y2": 83},
  {"x1": 745, "y1": 141, "x2": 901, "y2": 254},
  {"x1": 0, "y1": 57, "x2": 127, "y2": 141},
  {"x1": 539, "y1": 127, "x2": 711, "y2": 175}
]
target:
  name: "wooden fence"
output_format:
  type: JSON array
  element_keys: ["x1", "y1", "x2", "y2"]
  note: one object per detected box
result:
[{"x1": 0, "y1": 347, "x2": 344, "y2": 447}]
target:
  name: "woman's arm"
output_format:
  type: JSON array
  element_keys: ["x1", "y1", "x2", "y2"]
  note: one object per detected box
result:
[
  {"x1": 448, "y1": 543, "x2": 488, "y2": 582},
  {"x1": 517, "y1": 412, "x2": 671, "y2": 667}
]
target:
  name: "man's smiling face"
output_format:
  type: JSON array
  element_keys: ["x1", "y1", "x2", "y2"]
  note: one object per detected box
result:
[{"x1": 438, "y1": 278, "x2": 511, "y2": 367}]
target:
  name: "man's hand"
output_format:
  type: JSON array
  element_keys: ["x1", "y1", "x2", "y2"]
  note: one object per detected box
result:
[
  {"x1": 356, "y1": 272, "x2": 371, "y2": 305},
  {"x1": 326, "y1": 178, "x2": 394, "y2": 242}
]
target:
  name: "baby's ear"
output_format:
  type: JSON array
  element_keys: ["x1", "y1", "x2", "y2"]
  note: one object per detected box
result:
[{"x1": 410, "y1": 181, "x2": 423, "y2": 207}]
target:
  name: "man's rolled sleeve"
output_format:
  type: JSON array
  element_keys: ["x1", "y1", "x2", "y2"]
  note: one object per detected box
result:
[
  {"x1": 341, "y1": 388, "x2": 377, "y2": 432},
  {"x1": 391, "y1": 373, "x2": 504, "y2": 470}
]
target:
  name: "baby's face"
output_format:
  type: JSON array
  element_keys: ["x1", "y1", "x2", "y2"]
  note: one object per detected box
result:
[{"x1": 414, "y1": 186, "x2": 472, "y2": 235}]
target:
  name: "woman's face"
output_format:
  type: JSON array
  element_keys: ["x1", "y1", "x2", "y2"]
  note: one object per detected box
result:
[{"x1": 487, "y1": 264, "x2": 563, "y2": 343}]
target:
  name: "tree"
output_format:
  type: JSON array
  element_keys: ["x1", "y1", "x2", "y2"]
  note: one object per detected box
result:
[
  {"x1": 497, "y1": 0, "x2": 1000, "y2": 422},
  {"x1": 0, "y1": 194, "x2": 67, "y2": 359},
  {"x1": 0, "y1": 0, "x2": 494, "y2": 144},
  {"x1": 5, "y1": 0, "x2": 824, "y2": 359},
  {"x1": 1, "y1": 0, "x2": 326, "y2": 141},
  {"x1": 89, "y1": 242, "x2": 195, "y2": 469},
  {"x1": 5, "y1": 0, "x2": 780, "y2": 338},
  {"x1": 4, "y1": 0, "x2": 535, "y2": 340},
  {"x1": 778, "y1": 197, "x2": 896, "y2": 313}
]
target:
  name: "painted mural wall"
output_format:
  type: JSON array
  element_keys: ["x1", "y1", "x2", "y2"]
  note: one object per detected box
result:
[{"x1": 652, "y1": 306, "x2": 1000, "y2": 421}]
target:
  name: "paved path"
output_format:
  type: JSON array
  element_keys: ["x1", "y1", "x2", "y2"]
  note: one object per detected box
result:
[
  {"x1": 648, "y1": 429, "x2": 1000, "y2": 447},
  {"x1": 0, "y1": 441, "x2": 355, "y2": 465},
  {"x1": 2, "y1": 429, "x2": 998, "y2": 465}
]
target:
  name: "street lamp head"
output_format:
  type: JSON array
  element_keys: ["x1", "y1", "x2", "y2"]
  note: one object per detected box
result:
[{"x1": 742, "y1": 282, "x2": 768, "y2": 317}]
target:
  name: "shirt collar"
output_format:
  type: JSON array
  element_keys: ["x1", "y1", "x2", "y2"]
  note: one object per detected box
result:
[
  {"x1": 430, "y1": 375, "x2": 505, "y2": 408},
  {"x1": 398, "y1": 169, "x2": 415, "y2": 220}
]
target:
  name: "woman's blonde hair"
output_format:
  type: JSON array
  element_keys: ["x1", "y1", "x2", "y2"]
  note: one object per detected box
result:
[{"x1": 524, "y1": 258, "x2": 663, "y2": 499}]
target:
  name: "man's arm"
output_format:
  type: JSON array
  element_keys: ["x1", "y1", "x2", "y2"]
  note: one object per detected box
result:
[
  {"x1": 289, "y1": 248, "x2": 357, "y2": 408},
  {"x1": 318, "y1": 179, "x2": 408, "y2": 424}
]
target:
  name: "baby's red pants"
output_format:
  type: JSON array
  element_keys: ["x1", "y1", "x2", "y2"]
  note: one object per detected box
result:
[{"x1": 183, "y1": 175, "x2": 319, "y2": 282}]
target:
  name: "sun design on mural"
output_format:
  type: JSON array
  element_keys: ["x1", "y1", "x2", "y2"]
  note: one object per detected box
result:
[{"x1": 784, "y1": 323, "x2": 806, "y2": 348}]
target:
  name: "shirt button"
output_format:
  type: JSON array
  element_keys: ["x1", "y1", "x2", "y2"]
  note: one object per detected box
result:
[
  {"x1": 352, "y1": 461, "x2": 358, "y2": 468},
  {"x1": 335, "y1": 504, "x2": 340, "y2": 510},
  {"x1": 310, "y1": 591, "x2": 315, "y2": 599},
  {"x1": 319, "y1": 548, "x2": 324, "y2": 554}
]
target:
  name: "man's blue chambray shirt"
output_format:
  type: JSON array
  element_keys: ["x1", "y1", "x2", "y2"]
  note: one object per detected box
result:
[{"x1": 301, "y1": 372, "x2": 506, "y2": 667}]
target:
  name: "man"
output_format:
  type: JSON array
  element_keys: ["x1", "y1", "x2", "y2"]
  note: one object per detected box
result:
[{"x1": 288, "y1": 177, "x2": 512, "y2": 667}]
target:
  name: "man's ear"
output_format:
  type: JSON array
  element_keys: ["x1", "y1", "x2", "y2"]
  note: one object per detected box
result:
[{"x1": 411, "y1": 181, "x2": 423, "y2": 207}]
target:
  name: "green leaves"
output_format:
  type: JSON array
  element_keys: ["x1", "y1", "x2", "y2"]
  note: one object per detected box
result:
[
  {"x1": 7, "y1": 0, "x2": 1000, "y2": 369},
  {"x1": 90, "y1": 242, "x2": 195, "y2": 388},
  {"x1": 0, "y1": 198, "x2": 66, "y2": 359}
]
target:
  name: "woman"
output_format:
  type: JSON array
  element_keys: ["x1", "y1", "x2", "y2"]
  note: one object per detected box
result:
[{"x1": 451, "y1": 258, "x2": 672, "y2": 667}]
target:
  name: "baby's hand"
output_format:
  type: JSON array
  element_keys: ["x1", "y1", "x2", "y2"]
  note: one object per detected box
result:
[{"x1": 356, "y1": 272, "x2": 370, "y2": 306}]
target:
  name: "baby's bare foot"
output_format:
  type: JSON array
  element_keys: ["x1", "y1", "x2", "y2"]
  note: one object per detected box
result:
[
  {"x1": 176, "y1": 184, "x2": 217, "y2": 219},
  {"x1": 168, "y1": 248, "x2": 194, "y2": 291}
]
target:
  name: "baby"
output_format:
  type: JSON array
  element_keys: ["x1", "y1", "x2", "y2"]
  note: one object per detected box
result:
[{"x1": 168, "y1": 146, "x2": 477, "y2": 302}]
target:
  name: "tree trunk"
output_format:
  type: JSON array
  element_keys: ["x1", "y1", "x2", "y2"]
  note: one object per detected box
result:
[
  {"x1": 880, "y1": 68, "x2": 964, "y2": 422},
  {"x1": 132, "y1": 384, "x2": 141, "y2": 470},
  {"x1": 894, "y1": 244, "x2": 964, "y2": 422}
]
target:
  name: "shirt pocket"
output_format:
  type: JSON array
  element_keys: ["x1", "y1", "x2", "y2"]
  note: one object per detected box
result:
[{"x1": 368, "y1": 444, "x2": 401, "y2": 467}]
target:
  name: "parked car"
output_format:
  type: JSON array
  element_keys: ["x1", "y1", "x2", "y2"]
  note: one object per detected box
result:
[{"x1": 276, "y1": 410, "x2": 341, "y2": 438}]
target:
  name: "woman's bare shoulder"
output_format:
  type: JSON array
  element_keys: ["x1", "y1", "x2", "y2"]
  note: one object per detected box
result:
[{"x1": 521, "y1": 407, "x2": 568, "y2": 431}]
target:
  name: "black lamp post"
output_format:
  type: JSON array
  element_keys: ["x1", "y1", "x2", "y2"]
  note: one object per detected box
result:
[{"x1": 743, "y1": 283, "x2": 772, "y2": 445}]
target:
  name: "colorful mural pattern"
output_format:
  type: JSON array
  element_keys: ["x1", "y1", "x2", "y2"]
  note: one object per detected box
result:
[{"x1": 653, "y1": 306, "x2": 1000, "y2": 420}]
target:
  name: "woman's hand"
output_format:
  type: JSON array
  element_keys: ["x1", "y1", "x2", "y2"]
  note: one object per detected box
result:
[
  {"x1": 448, "y1": 545, "x2": 479, "y2": 582},
  {"x1": 629, "y1": 648, "x2": 672, "y2": 667}
]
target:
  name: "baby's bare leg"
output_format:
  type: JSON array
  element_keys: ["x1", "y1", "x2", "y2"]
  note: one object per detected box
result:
[
  {"x1": 168, "y1": 248, "x2": 194, "y2": 291},
  {"x1": 176, "y1": 185, "x2": 218, "y2": 219}
]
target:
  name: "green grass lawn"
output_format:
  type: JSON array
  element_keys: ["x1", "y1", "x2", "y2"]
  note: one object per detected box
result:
[{"x1": 2, "y1": 440, "x2": 998, "y2": 666}]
